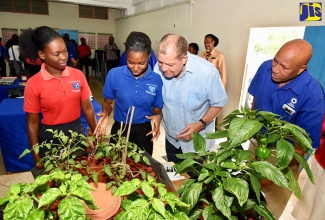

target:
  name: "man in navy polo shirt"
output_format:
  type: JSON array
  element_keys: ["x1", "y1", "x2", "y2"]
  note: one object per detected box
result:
[{"x1": 248, "y1": 39, "x2": 325, "y2": 219}]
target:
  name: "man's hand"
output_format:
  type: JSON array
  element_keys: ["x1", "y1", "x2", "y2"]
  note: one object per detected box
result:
[
  {"x1": 145, "y1": 115, "x2": 161, "y2": 141},
  {"x1": 176, "y1": 122, "x2": 202, "y2": 141}
]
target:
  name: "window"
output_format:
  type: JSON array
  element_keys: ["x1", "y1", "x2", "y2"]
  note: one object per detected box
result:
[
  {"x1": 1, "y1": 28, "x2": 18, "y2": 45},
  {"x1": 79, "y1": 5, "x2": 108, "y2": 20},
  {"x1": 0, "y1": 0, "x2": 48, "y2": 15},
  {"x1": 79, "y1": 32, "x2": 96, "y2": 49},
  {"x1": 97, "y1": 33, "x2": 111, "y2": 49}
]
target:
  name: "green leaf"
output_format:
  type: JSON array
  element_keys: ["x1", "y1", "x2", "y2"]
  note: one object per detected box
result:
[
  {"x1": 92, "y1": 172, "x2": 98, "y2": 183},
  {"x1": 235, "y1": 150, "x2": 252, "y2": 162},
  {"x1": 38, "y1": 188, "x2": 61, "y2": 208},
  {"x1": 19, "y1": 149, "x2": 31, "y2": 159},
  {"x1": 206, "y1": 130, "x2": 229, "y2": 139},
  {"x1": 228, "y1": 118, "x2": 263, "y2": 147},
  {"x1": 70, "y1": 186, "x2": 97, "y2": 210},
  {"x1": 282, "y1": 124, "x2": 312, "y2": 151},
  {"x1": 176, "y1": 152, "x2": 199, "y2": 160},
  {"x1": 114, "y1": 179, "x2": 141, "y2": 196},
  {"x1": 212, "y1": 186, "x2": 233, "y2": 219},
  {"x1": 221, "y1": 161, "x2": 238, "y2": 170},
  {"x1": 217, "y1": 150, "x2": 235, "y2": 165},
  {"x1": 8, "y1": 184, "x2": 21, "y2": 195},
  {"x1": 248, "y1": 173, "x2": 261, "y2": 203},
  {"x1": 293, "y1": 152, "x2": 314, "y2": 184},
  {"x1": 152, "y1": 198, "x2": 166, "y2": 217},
  {"x1": 104, "y1": 165, "x2": 113, "y2": 177},
  {"x1": 253, "y1": 202, "x2": 275, "y2": 220},
  {"x1": 158, "y1": 185, "x2": 167, "y2": 197},
  {"x1": 58, "y1": 197, "x2": 86, "y2": 220},
  {"x1": 192, "y1": 133, "x2": 207, "y2": 153},
  {"x1": 28, "y1": 208, "x2": 46, "y2": 220},
  {"x1": 34, "y1": 174, "x2": 51, "y2": 185},
  {"x1": 60, "y1": 135, "x2": 68, "y2": 145},
  {"x1": 141, "y1": 181, "x2": 155, "y2": 199},
  {"x1": 4, "y1": 198, "x2": 33, "y2": 220},
  {"x1": 175, "y1": 159, "x2": 199, "y2": 175},
  {"x1": 179, "y1": 182, "x2": 203, "y2": 211},
  {"x1": 176, "y1": 179, "x2": 196, "y2": 195},
  {"x1": 250, "y1": 161, "x2": 290, "y2": 189},
  {"x1": 224, "y1": 177, "x2": 249, "y2": 206},
  {"x1": 121, "y1": 198, "x2": 150, "y2": 220},
  {"x1": 276, "y1": 138, "x2": 295, "y2": 170},
  {"x1": 284, "y1": 168, "x2": 301, "y2": 198}
]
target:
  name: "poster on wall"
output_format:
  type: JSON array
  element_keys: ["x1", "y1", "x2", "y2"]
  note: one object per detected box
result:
[{"x1": 57, "y1": 29, "x2": 79, "y2": 43}]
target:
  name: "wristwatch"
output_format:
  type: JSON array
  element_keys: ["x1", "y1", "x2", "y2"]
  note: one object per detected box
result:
[{"x1": 199, "y1": 119, "x2": 207, "y2": 129}]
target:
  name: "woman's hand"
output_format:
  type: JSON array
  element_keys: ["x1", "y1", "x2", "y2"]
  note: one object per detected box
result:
[
  {"x1": 94, "y1": 112, "x2": 109, "y2": 141},
  {"x1": 145, "y1": 114, "x2": 162, "y2": 141}
]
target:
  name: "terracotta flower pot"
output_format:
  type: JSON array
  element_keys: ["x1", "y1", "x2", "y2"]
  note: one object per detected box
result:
[{"x1": 85, "y1": 182, "x2": 121, "y2": 220}]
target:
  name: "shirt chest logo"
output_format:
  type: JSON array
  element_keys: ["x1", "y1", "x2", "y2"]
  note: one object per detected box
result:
[
  {"x1": 282, "y1": 98, "x2": 297, "y2": 115},
  {"x1": 71, "y1": 81, "x2": 81, "y2": 92},
  {"x1": 146, "y1": 84, "x2": 157, "y2": 96}
]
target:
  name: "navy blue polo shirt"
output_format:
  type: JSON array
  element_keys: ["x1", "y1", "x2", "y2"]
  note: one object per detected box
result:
[
  {"x1": 103, "y1": 65, "x2": 163, "y2": 124},
  {"x1": 248, "y1": 60, "x2": 325, "y2": 148}
]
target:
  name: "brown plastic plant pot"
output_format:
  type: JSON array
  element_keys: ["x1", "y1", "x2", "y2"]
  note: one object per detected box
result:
[{"x1": 85, "y1": 182, "x2": 122, "y2": 220}]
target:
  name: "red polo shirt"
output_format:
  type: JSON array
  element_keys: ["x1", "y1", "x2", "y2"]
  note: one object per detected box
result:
[{"x1": 24, "y1": 63, "x2": 91, "y2": 125}]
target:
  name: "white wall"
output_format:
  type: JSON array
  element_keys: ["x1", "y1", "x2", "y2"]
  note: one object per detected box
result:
[{"x1": 116, "y1": 0, "x2": 325, "y2": 119}]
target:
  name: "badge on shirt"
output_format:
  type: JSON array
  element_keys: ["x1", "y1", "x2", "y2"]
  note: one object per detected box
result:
[
  {"x1": 282, "y1": 98, "x2": 297, "y2": 115},
  {"x1": 71, "y1": 81, "x2": 81, "y2": 92},
  {"x1": 146, "y1": 84, "x2": 157, "y2": 96}
]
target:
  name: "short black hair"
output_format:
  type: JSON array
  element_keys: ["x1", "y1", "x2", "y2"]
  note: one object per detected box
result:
[
  {"x1": 125, "y1": 31, "x2": 151, "y2": 55},
  {"x1": 189, "y1": 43, "x2": 199, "y2": 54},
  {"x1": 205, "y1": 34, "x2": 219, "y2": 47}
]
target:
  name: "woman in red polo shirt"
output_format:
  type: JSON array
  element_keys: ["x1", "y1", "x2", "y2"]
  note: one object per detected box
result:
[{"x1": 19, "y1": 26, "x2": 97, "y2": 166}]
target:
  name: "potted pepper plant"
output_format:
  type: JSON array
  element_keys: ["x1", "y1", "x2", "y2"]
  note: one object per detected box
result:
[{"x1": 174, "y1": 107, "x2": 314, "y2": 220}]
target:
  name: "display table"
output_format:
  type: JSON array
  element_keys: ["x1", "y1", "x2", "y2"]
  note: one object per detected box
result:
[
  {"x1": 0, "y1": 98, "x2": 101, "y2": 172},
  {"x1": 0, "y1": 80, "x2": 23, "y2": 102}
]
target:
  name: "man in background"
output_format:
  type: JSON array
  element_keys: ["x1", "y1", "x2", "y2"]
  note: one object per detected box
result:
[
  {"x1": 154, "y1": 33, "x2": 227, "y2": 163},
  {"x1": 104, "y1": 36, "x2": 119, "y2": 74},
  {"x1": 77, "y1": 37, "x2": 91, "y2": 81},
  {"x1": 0, "y1": 37, "x2": 7, "y2": 77},
  {"x1": 248, "y1": 39, "x2": 325, "y2": 219},
  {"x1": 63, "y1": 33, "x2": 78, "y2": 68}
]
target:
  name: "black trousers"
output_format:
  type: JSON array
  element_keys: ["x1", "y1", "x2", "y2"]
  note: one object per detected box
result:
[
  {"x1": 110, "y1": 121, "x2": 153, "y2": 156},
  {"x1": 38, "y1": 118, "x2": 85, "y2": 158},
  {"x1": 165, "y1": 138, "x2": 184, "y2": 164},
  {"x1": 0, "y1": 59, "x2": 6, "y2": 77},
  {"x1": 78, "y1": 57, "x2": 90, "y2": 81}
]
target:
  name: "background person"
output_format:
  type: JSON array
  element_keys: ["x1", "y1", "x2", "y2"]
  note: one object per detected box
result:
[
  {"x1": 0, "y1": 37, "x2": 7, "y2": 77},
  {"x1": 202, "y1": 34, "x2": 226, "y2": 86},
  {"x1": 154, "y1": 33, "x2": 227, "y2": 163},
  {"x1": 62, "y1": 33, "x2": 78, "y2": 68},
  {"x1": 77, "y1": 37, "x2": 91, "y2": 81},
  {"x1": 104, "y1": 36, "x2": 119, "y2": 74},
  {"x1": 94, "y1": 31, "x2": 163, "y2": 156},
  {"x1": 188, "y1": 42, "x2": 199, "y2": 55},
  {"x1": 248, "y1": 39, "x2": 325, "y2": 219},
  {"x1": 20, "y1": 26, "x2": 97, "y2": 166},
  {"x1": 7, "y1": 34, "x2": 20, "y2": 76}
]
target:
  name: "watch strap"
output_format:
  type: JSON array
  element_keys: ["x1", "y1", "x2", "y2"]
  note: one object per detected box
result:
[{"x1": 199, "y1": 119, "x2": 207, "y2": 128}]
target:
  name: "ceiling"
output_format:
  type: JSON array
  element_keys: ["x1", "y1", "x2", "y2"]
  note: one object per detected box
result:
[{"x1": 48, "y1": 0, "x2": 135, "y2": 14}]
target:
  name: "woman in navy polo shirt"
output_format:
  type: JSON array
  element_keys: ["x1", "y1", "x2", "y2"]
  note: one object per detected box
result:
[{"x1": 94, "y1": 31, "x2": 163, "y2": 156}]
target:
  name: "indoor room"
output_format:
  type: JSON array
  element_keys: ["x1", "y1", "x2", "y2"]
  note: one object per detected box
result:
[{"x1": 0, "y1": 0, "x2": 324, "y2": 219}]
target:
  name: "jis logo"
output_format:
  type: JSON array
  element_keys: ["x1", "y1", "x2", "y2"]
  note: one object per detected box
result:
[
  {"x1": 300, "y1": 2, "x2": 322, "y2": 21},
  {"x1": 72, "y1": 82, "x2": 80, "y2": 90}
]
